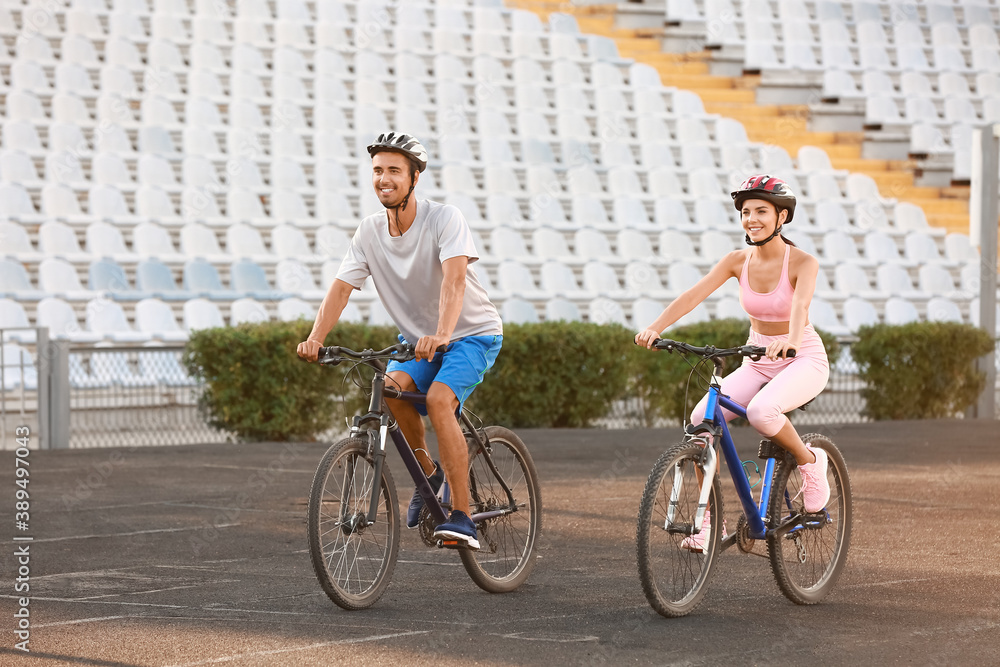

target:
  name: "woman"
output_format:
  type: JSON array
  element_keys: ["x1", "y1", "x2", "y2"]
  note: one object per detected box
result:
[{"x1": 635, "y1": 175, "x2": 831, "y2": 551}]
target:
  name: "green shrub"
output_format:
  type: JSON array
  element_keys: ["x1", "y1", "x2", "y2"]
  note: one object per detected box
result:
[
  {"x1": 183, "y1": 317, "x2": 847, "y2": 439},
  {"x1": 851, "y1": 321, "x2": 995, "y2": 420},
  {"x1": 632, "y1": 319, "x2": 842, "y2": 425},
  {"x1": 183, "y1": 320, "x2": 397, "y2": 441},
  {"x1": 466, "y1": 321, "x2": 638, "y2": 428}
]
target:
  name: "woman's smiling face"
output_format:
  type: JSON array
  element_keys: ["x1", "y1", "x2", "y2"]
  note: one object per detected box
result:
[{"x1": 741, "y1": 198, "x2": 786, "y2": 243}]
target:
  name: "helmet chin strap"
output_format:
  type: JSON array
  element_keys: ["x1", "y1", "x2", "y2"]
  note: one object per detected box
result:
[
  {"x1": 744, "y1": 225, "x2": 783, "y2": 247},
  {"x1": 385, "y1": 175, "x2": 417, "y2": 236}
]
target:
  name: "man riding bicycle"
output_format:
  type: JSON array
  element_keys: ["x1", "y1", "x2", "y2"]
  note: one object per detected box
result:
[{"x1": 297, "y1": 132, "x2": 503, "y2": 550}]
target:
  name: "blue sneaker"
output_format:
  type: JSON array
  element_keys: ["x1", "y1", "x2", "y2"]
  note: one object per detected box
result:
[
  {"x1": 406, "y1": 462, "x2": 444, "y2": 529},
  {"x1": 433, "y1": 510, "x2": 480, "y2": 550}
]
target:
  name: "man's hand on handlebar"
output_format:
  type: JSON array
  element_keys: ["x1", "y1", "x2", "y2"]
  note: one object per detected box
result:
[
  {"x1": 415, "y1": 334, "x2": 450, "y2": 361},
  {"x1": 297, "y1": 339, "x2": 323, "y2": 363}
]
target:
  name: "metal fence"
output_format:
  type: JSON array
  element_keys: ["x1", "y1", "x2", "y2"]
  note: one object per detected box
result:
[
  {"x1": 66, "y1": 345, "x2": 230, "y2": 448},
  {"x1": 2, "y1": 329, "x2": 998, "y2": 450},
  {"x1": 1, "y1": 329, "x2": 42, "y2": 448},
  {"x1": 1, "y1": 330, "x2": 229, "y2": 449}
]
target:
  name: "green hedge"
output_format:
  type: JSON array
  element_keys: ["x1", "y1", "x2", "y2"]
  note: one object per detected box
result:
[
  {"x1": 466, "y1": 321, "x2": 637, "y2": 428},
  {"x1": 631, "y1": 319, "x2": 841, "y2": 425},
  {"x1": 851, "y1": 321, "x2": 995, "y2": 420},
  {"x1": 183, "y1": 320, "x2": 398, "y2": 441},
  {"x1": 183, "y1": 319, "x2": 846, "y2": 440}
]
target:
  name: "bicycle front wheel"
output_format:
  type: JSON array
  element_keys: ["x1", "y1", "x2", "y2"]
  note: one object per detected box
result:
[
  {"x1": 767, "y1": 434, "x2": 852, "y2": 605},
  {"x1": 459, "y1": 426, "x2": 541, "y2": 593},
  {"x1": 637, "y1": 441, "x2": 723, "y2": 618},
  {"x1": 307, "y1": 436, "x2": 399, "y2": 610}
]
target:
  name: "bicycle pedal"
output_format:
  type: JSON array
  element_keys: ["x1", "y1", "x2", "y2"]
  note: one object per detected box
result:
[{"x1": 436, "y1": 538, "x2": 478, "y2": 551}]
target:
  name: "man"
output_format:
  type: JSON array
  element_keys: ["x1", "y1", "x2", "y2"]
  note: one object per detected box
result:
[{"x1": 297, "y1": 132, "x2": 503, "y2": 550}]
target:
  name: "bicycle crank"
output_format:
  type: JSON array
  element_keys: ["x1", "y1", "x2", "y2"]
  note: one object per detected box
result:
[
  {"x1": 735, "y1": 515, "x2": 755, "y2": 554},
  {"x1": 417, "y1": 505, "x2": 444, "y2": 548},
  {"x1": 735, "y1": 515, "x2": 766, "y2": 557}
]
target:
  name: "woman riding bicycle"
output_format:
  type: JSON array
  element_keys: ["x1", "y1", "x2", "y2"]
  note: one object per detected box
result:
[{"x1": 634, "y1": 175, "x2": 831, "y2": 548}]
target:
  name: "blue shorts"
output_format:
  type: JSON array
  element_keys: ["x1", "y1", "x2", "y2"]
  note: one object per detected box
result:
[{"x1": 387, "y1": 334, "x2": 503, "y2": 415}]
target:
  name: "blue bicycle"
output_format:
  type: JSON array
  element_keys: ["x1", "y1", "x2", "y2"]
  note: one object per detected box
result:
[{"x1": 636, "y1": 339, "x2": 852, "y2": 617}]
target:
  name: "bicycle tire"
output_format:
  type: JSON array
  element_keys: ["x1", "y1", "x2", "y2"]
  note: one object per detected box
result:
[
  {"x1": 459, "y1": 426, "x2": 541, "y2": 593},
  {"x1": 767, "y1": 434, "x2": 852, "y2": 605},
  {"x1": 307, "y1": 437, "x2": 400, "y2": 610},
  {"x1": 637, "y1": 441, "x2": 723, "y2": 618}
]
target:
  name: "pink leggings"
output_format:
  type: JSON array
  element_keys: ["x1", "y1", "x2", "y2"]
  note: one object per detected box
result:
[{"x1": 690, "y1": 325, "x2": 830, "y2": 438}]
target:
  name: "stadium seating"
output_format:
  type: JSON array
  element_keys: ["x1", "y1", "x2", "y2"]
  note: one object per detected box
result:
[{"x1": 0, "y1": 0, "x2": 988, "y2": 349}]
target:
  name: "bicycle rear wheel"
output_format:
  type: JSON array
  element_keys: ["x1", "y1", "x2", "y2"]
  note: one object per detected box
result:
[
  {"x1": 767, "y1": 434, "x2": 852, "y2": 605},
  {"x1": 307, "y1": 437, "x2": 399, "y2": 610},
  {"x1": 637, "y1": 441, "x2": 723, "y2": 617},
  {"x1": 459, "y1": 426, "x2": 541, "y2": 593}
]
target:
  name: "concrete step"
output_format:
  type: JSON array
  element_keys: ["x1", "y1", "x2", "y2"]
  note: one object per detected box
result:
[
  {"x1": 909, "y1": 198, "x2": 969, "y2": 215},
  {"x1": 770, "y1": 133, "x2": 863, "y2": 148},
  {"x1": 823, "y1": 147, "x2": 867, "y2": 161},
  {"x1": 615, "y1": 37, "x2": 663, "y2": 52},
  {"x1": 517, "y1": 0, "x2": 971, "y2": 236},
  {"x1": 705, "y1": 103, "x2": 785, "y2": 117},
  {"x1": 657, "y1": 72, "x2": 733, "y2": 87},
  {"x1": 926, "y1": 214, "x2": 971, "y2": 234},
  {"x1": 834, "y1": 158, "x2": 889, "y2": 172},
  {"x1": 648, "y1": 61, "x2": 712, "y2": 75},
  {"x1": 693, "y1": 88, "x2": 757, "y2": 104},
  {"x1": 741, "y1": 119, "x2": 811, "y2": 136},
  {"x1": 575, "y1": 14, "x2": 615, "y2": 28},
  {"x1": 942, "y1": 186, "x2": 972, "y2": 200},
  {"x1": 506, "y1": 0, "x2": 566, "y2": 13},
  {"x1": 639, "y1": 51, "x2": 714, "y2": 63},
  {"x1": 866, "y1": 173, "x2": 916, "y2": 191}
]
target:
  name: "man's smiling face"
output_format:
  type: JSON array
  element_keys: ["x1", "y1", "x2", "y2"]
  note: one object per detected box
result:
[{"x1": 372, "y1": 151, "x2": 416, "y2": 208}]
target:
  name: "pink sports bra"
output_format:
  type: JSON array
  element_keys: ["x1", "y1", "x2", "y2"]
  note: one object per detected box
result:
[{"x1": 738, "y1": 244, "x2": 794, "y2": 322}]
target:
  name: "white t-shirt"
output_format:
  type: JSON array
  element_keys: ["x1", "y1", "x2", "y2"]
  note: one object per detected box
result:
[{"x1": 336, "y1": 199, "x2": 503, "y2": 344}]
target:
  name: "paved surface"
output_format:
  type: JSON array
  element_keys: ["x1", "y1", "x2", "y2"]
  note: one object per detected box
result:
[{"x1": 2, "y1": 419, "x2": 999, "y2": 666}]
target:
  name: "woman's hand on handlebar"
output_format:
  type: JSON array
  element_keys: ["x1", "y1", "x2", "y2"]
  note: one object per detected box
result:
[
  {"x1": 634, "y1": 329, "x2": 661, "y2": 349},
  {"x1": 766, "y1": 340, "x2": 797, "y2": 361},
  {"x1": 297, "y1": 338, "x2": 323, "y2": 363}
]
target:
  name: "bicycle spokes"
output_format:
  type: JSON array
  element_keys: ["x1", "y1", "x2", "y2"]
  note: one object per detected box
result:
[{"x1": 308, "y1": 439, "x2": 399, "y2": 610}]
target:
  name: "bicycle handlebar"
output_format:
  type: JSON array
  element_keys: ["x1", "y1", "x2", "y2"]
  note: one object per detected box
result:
[
  {"x1": 317, "y1": 342, "x2": 416, "y2": 366},
  {"x1": 651, "y1": 338, "x2": 796, "y2": 359}
]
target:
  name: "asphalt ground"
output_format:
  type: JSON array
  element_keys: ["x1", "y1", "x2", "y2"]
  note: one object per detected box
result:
[{"x1": 2, "y1": 419, "x2": 999, "y2": 666}]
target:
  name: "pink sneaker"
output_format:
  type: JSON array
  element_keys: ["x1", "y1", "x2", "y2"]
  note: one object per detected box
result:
[
  {"x1": 680, "y1": 509, "x2": 726, "y2": 552},
  {"x1": 798, "y1": 445, "x2": 831, "y2": 513}
]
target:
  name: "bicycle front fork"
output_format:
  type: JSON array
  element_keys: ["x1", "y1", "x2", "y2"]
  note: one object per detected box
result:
[
  {"x1": 667, "y1": 439, "x2": 718, "y2": 535},
  {"x1": 365, "y1": 417, "x2": 391, "y2": 525}
]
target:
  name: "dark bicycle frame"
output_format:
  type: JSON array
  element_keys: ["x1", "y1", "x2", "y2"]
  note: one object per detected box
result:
[
  {"x1": 328, "y1": 348, "x2": 518, "y2": 529},
  {"x1": 660, "y1": 341, "x2": 824, "y2": 549}
]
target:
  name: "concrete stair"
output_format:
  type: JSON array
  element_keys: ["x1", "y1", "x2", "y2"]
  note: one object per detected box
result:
[{"x1": 510, "y1": 1, "x2": 973, "y2": 235}]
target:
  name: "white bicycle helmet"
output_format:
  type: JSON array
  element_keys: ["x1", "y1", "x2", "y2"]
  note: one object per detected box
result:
[{"x1": 366, "y1": 132, "x2": 428, "y2": 172}]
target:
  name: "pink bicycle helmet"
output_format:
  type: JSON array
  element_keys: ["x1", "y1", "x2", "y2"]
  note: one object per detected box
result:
[{"x1": 731, "y1": 174, "x2": 796, "y2": 223}]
